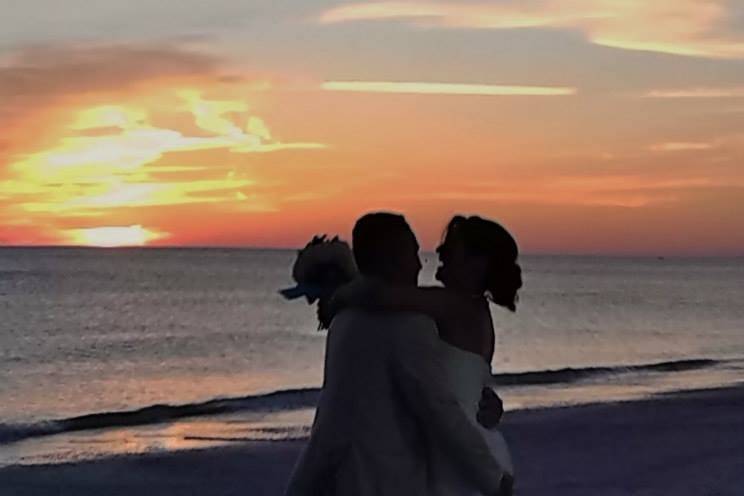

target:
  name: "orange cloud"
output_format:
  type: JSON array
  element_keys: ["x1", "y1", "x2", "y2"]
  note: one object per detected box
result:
[
  {"x1": 649, "y1": 142, "x2": 715, "y2": 152},
  {"x1": 0, "y1": 44, "x2": 219, "y2": 169},
  {"x1": 398, "y1": 174, "x2": 733, "y2": 209},
  {"x1": 391, "y1": 170, "x2": 744, "y2": 215},
  {"x1": 321, "y1": 81, "x2": 576, "y2": 96},
  {"x1": 644, "y1": 87, "x2": 744, "y2": 98},
  {"x1": 319, "y1": 0, "x2": 744, "y2": 59},
  {"x1": 0, "y1": 44, "x2": 326, "y2": 246},
  {"x1": 0, "y1": 43, "x2": 219, "y2": 138},
  {"x1": 3, "y1": 93, "x2": 324, "y2": 212}
]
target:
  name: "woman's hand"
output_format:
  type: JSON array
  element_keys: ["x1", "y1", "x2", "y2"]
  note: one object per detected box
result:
[
  {"x1": 496, "y1": 473, "x2": 514, "y2": 496},
  {"x1": 331, "y1": 276, "x2": 386, "y2": 313},
  {"x1": 477, "y1": 387, "x2": 504, "y2": 428}
]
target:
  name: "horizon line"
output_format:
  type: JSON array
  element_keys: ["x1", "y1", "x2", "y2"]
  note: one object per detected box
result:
[{"x1": 0, "y1": 244, "x2": 741, "y2": 258}]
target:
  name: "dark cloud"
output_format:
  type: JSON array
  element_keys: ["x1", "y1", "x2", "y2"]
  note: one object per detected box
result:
[
  {"x1": 0, "y1": 43, "x2": 219, "y2": 100},
  {"x1": 0, "y1": 43, "x2": 223, "y2": 166}
]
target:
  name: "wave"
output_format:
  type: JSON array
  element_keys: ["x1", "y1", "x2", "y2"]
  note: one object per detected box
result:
[
  {"x1": 0, "y1": 358, "x2": 725, "y2": 446},
  {"x1": 0, "y1": 388, "x2": 320, "y2": 445},
  {"x1": 490, "y1": 358, "x2": 721, "y2": 386}
]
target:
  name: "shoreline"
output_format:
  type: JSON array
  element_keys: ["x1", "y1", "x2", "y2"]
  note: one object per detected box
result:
[
  {"x1": 2, "y1": 383, "x2": 743, "y2": 495},
  {"x1": 2, "y1": 355, "x2": 737, "y2": 450}
]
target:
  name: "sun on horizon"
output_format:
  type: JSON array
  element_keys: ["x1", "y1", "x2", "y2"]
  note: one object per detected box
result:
[{"x1": 66, "y1": 225, "x2": 166, "y2": 248}]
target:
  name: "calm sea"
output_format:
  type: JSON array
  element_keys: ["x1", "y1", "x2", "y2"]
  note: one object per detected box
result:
[{"x1": 1, "y1": 248, "x2": 742, "y2": 466}]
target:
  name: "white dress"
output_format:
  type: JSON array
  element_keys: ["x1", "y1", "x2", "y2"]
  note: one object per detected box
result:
[{"x1": 431, "y1": 343, "x2": 514, "y2": 495}]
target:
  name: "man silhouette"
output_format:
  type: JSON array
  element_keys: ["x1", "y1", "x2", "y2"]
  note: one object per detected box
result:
[{"x1": 285, "y1": 213, "x2": 510, "y2": 496}]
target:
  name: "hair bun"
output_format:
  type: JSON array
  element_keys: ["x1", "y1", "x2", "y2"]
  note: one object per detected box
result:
[
  {"x1": 444, "y1": 215, "x2": 522, "y2": 311},
  {"x1": 486, "y1": 261, "x2": 522, "y2": 312}
]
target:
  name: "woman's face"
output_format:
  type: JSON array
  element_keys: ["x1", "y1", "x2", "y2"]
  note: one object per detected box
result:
[
  {"x1": 435, "y1": 232, "x2": 458, "y2": 287},
  {"x1": 435, "y1": 231, "x2": 488, "y2": 292}
]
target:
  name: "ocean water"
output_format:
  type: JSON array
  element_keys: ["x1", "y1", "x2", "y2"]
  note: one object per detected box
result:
[{"x1": 1, "y1": 248, "x2": 743, "y2": 466}]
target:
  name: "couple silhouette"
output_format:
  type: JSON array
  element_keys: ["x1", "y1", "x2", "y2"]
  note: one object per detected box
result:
[{"x1": 284, "y1": 212, "x2": 521, "y2": 496}]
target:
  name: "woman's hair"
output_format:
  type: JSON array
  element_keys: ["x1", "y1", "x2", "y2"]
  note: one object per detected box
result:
[{"x1": 444, "y1": 215, "x2": 522, "y2": 311}]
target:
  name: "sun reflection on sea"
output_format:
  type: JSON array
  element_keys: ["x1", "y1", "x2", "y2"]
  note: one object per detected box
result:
[{"x1": 0, "y1": 409, "x2": 315, "y2": 468}]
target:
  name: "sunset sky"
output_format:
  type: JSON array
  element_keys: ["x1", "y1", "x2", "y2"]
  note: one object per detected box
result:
[{"x1": 1, "y1": 1, "x2": 743, "y2": 254}]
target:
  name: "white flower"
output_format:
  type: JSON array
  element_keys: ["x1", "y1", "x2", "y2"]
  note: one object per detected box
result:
[{"x1": 280, "y1": 235, "x2": 358, "y2": 302}]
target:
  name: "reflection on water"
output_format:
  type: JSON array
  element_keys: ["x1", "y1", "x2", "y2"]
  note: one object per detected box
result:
[
  {"x1": 4, "y1": 250, "x2": 744, "y2": 426},
  {"x1": 2, "y1": 250, "x2": 743, "y2": 468},
  {"x1": 3, "y1": 361, "x2": 743, "y2": 468},
  {"x1": 0, "y1": 409, "x2": 314, "y2": 468}
]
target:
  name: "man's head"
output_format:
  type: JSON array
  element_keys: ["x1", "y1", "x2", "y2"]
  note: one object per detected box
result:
[{"x1": 352, "y1": 212, "x2": 422, "y2": 286}]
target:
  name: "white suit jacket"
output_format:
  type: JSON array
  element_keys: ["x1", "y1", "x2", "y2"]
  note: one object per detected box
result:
[{"x1": 285, "y1": 309, "x2": 504, "y2": 496}]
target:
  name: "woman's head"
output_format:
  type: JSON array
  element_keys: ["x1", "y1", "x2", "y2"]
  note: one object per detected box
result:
[{"x1": 435, "y1": 215, "x2": 522, "y2": 311}]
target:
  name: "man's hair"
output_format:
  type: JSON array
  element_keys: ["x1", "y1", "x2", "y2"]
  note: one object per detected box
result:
[{"x1": 352, "y1": 212, "x2": 413, "y2": 278}]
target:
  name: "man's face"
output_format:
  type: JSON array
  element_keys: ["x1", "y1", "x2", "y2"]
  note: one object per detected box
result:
[{"x1": 396, "y1": 229, "x2": 423, "y2": 286}]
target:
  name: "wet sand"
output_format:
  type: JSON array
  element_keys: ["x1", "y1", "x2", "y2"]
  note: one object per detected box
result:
[{"x1": 1, "y1": 385, "x2": 743, "y2": 495}]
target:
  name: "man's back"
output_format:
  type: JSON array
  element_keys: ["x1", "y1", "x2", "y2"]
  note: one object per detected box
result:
[
  {"x1": 322, "y1": 310, "x2": 433, "y2": 493},
  {"x1": 287, "y1": 309, "x2": 434, "y2": 495},
  {"x1": 285, "y1": 309, "x2": 504, "y2": 496}
]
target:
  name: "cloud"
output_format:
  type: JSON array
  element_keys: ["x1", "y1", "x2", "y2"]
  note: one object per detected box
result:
[
  {"x1": 0, "y1": 44, "x2": 326, "y2": 244},
  {"x1": 319, "y1": 0, "x2": 744, "y2": 59},
  {"x1": 0, "y1": 43, "x2": 219, "y2": 100},
  {"x1": 321, "y1": 81, "x2": 576, "y2": 96},
  {"x1": 407, "y1": 174, "x2": 738, "y2": 208},
  {"x1": 644, "y1": 87, "x2": 744, "y2": 98},
  {"x1": 0, "y1": 0, "x2": 298, "y2": 46},
  {"x1": 3, "y1": 93, "x2": 325, "y2": 214},
  {"x1": 649, "y1": 142, "x2": 715, "y2": 152},
  {"x1": 0, "y1": 43, "x2": 222, "y2": 163},
  {"x1": 422, "y1": 190, "x2": 671, "y2": 208},
  {"x1": 647, "y1": 132, "x2": 744, "y2": 157}
]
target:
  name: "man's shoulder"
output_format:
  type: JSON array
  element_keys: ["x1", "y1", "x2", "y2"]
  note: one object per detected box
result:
[
  {"x1": 329, "y1": 310, "x2": 438, "y2": 348},
  {"x1": 333, "y1": 309, "x2": 436, "y2": 329}
]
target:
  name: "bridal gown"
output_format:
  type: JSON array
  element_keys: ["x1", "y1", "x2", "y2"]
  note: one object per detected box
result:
[{"x1": 430, "y1": 343, "x2": 514, "y2": 495}]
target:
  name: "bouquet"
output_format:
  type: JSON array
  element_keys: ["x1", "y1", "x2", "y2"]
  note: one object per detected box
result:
[{"x1": 279, "y1": 235, "x2": 358, "y2": 328}]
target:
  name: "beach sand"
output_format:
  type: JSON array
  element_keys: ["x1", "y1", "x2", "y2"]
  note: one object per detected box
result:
[{"x1": 1, "y1": 385, "x2": 742, "y2": 495}]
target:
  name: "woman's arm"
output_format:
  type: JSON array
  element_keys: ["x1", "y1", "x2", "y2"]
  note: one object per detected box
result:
[
  {"x1": 376, "y1": 285, "x2": 464, "y2": 322},
  {"x1": 332, "y1": 278, "x2": 467, "y2": 323}
]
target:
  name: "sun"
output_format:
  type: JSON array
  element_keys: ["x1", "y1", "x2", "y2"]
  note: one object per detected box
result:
[{"x1": 67, "y1": 225, "x2": 165, "y2": 247}]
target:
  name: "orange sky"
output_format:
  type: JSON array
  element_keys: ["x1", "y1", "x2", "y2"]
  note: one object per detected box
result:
[{"x1": 1, "y1": 1, "x2": 743, "y2": 254}]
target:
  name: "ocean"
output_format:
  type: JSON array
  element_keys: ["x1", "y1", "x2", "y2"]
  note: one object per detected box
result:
[{"x1": 1, "y1": 248, "x2": 742, "y2": 466}]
